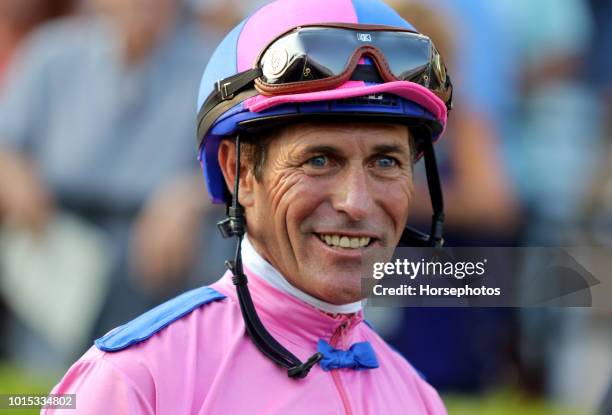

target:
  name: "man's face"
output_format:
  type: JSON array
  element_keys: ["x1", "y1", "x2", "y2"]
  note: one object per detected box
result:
[{"x1": 221, "y1": 122, "x2": 414, "y2": 305}]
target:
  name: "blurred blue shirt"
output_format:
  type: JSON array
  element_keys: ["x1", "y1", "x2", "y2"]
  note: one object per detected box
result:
[
  {"x1": 424, "y1": 0, "x2": 520, "y2": 123},
  {"x1": 0, "y1": 16, "x2": 215, "y2": 212},
  {"x1": 0, "y1": 16, "x2": 232, "y2": 340}
]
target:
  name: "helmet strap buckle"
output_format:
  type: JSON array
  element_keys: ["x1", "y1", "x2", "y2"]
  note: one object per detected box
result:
[{"x1": 216, "y1": 80, "x2": 235, "y2": 100}]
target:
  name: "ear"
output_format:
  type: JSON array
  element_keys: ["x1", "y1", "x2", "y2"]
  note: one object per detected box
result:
[{"x1": 218, "y1": 139, "x2": 256, "y2": 207}]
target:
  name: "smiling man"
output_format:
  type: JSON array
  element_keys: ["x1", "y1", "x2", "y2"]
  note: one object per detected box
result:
[
  {"x1": 221, "y1": 122, "x2": 414, "y2": 306},
  {"x1": 45, "y1": 0, "x2": 452, "y2": 413}
]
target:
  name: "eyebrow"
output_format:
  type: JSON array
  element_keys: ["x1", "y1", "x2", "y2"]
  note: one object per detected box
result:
[
  {"x1": 300, "y1": 145, "x2": 343, "y2": 156},
  {"x1": 301, "y1": 144, "x2": 410, "y2": 162},
  {"x1": 299, "y1": 143, "x2": 409, "y2": 157}
]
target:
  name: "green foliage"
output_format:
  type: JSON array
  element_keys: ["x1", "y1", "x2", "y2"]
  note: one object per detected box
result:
[
  {"x1": 444, "y1": 390, "x2": 590, "y2": 415},
  {"x1": 0, "y1": 362, "x2": 56, "y2": 415}
]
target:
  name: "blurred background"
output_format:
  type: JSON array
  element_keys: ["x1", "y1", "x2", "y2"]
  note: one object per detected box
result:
[{"x1": 0, "y1": 0, "x2": 610, "y2": 414}]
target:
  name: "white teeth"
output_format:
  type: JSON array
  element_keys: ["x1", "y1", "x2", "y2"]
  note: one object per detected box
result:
[
  {"x1": 318, "y1": 234, "x2": 371, "y2": 249},
  {"x1": 340, "y1": 236, "x2": 350, "y2": 248}
]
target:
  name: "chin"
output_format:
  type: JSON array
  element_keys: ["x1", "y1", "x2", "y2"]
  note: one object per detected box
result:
[
  {"x1": 296, "y1": 237, "x2": 368, "y2": 305},
  {"x1": 322, "y1": 289, "x2": 364, "y2": 306},
  {"x1": 311, "y1": 273, "x2": 364, "y2": 306}
]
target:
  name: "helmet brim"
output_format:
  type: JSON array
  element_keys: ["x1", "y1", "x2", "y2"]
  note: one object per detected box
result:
[{"x1": 245, "y1": 80, "x2": 447, "y2": 129}]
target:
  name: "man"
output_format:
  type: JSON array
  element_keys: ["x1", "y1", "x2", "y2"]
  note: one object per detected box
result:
[
  {"x1": 45, "y1": 0, "x2": 452, "y2": 413},
  {"x1": 0, "y1": 0, "x2": 228, "y2": 368}
]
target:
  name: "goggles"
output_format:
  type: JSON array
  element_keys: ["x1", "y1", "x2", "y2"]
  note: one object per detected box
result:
[
  {"x1": 255, "y1": 24, "x2": 453, "y2": 109},
  {"x1": 198, "y1": 24, "x2": 452, "y2": 148}
]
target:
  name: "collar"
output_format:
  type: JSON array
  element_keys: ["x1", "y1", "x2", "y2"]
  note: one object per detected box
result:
[
  {"x1": 241, "y1": 236, "x2": 362, "y2": 314},
  {"x1": 212, "y1": 237, "x2": 364, "y2": 349}
]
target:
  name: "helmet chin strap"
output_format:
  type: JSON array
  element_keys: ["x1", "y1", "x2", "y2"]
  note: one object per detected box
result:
[
  {"x1": 216, "y1": 132, "x2": 444, "y2": 379},
  {"x1": 217, "y1": 135, "x2": 323, "y2": 379},
  {"x1": 399, "y1": 130, "x2": 445, "y2": 247}
]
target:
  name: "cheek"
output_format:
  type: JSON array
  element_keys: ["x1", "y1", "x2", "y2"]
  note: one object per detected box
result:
[
  {"x1": 290, "y1": 183, "x2": 331, "y2": 235},
  {"x1": 376, "y1": 177, "x2": 414, "y2": 231},
  {"x1": 277, "y1": 175, "x2": 329, "y2": 234},
  {"x1": 261, "y1": 171, "x2": 316, "y2": 232}
]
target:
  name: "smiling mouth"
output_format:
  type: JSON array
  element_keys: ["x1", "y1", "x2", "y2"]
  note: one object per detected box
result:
[{"x1": 315, "y1": 233, "x2": 374, "y2": 249}]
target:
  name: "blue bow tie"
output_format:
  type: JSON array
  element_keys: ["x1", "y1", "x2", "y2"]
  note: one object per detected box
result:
[{"x1": 317, "y1": 339, "x2": 379, "y2": 371}]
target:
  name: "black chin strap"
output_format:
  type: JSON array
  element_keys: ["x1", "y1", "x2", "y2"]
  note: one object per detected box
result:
[
  {"x1": 399, "y1": 132, "x2": 445, "y2": 247},
  {"x1": 217, "y1": 135, "x2": 323, "y2": 379}
]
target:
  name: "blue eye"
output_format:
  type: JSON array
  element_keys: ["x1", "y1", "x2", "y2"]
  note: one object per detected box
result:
[
  {"x1": 308, "y1": 155, "x2": 328, "y2": 167},
  {"x1": 376, "y1": 157, "x2": 397, "y2": 168}
]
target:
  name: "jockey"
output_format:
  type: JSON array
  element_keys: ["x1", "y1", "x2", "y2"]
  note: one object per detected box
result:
[{"x1": 45, "y1": 0, "x2": 452, "y2": 413}]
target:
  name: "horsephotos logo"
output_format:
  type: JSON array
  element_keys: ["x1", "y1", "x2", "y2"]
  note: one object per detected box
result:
[
  {"x1": 363, "y1": 247, "x2": 606, "y2": 308},
  {"x1": 357, "y1": 33, "x2": 372, "y2": 42}
]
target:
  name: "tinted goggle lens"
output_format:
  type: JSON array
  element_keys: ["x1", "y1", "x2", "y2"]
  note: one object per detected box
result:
[{"x1": 258, "y1": 26, "x2": 452, "y2": 107}]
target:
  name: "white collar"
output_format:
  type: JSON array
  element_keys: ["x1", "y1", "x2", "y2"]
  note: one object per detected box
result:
[{"x1": 241, "y1": 236, "x2": 362, "y2": 314}]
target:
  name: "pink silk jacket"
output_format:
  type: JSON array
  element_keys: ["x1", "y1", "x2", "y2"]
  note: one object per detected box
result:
[{"x1": 43, "y1": 250, "x2": 447, "y2": 414}]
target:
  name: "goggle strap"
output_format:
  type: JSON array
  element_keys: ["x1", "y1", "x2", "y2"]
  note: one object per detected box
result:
[
  {"x1": 197, "y1": 86, "x2": 259, "y2": 148},
  {"x1": 218, "y1": 68, "x2": 263, "y2": 100},
  {"x1": 199, "y1": 68, "x2": 262, "y2": 124}
]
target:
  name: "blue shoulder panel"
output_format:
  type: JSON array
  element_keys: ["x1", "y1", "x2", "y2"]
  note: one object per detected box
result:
[{"x1": 95, "y1": 286, "x2": 226, "y2": 352}]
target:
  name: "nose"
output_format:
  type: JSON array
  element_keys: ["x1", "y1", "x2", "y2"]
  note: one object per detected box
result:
[{"x1": 331, "y1": 165, "x2": 374, "y2": 221}]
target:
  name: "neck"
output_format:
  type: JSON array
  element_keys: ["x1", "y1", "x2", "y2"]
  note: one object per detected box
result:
[{"x1": 241, "y1": 236, "x2": 362, "y2": 314}]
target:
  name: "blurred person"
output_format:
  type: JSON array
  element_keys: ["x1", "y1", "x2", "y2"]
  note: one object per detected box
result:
[
  {"x1": 586, "y1": 0, "x2": 612, "y2": 132},
  {"x1": 0, "y1": 0, "x2": 231, "y2": 371},
  {"x1": 187, "y1": 0, "x2": 242, "y2": 34},
  {"x1": 0, "y1": 0, "x2": 76, "y2": 367},
  {"x1": 44, "y1": 0, "x2": 455, "y2": 412},
  {"x1": 389, "y1": 0, "x2": 519, "y2": 243},
  {"x1": 0, "y1": 0, "x2": 74, "y2": 85},
  {"x1": 508, "y1": 0, "x2": 601, "y2": 245},
  {"x1": 388, "y1": 2, "x2": 604, "y2": 405},
  {"x1": 582, "y1": 0, "x2": 612, "y2": 248},
  {"x1": 507, "y1": 0, "x2": 600, "y2": 396},
  {"x1": 498, "y1": 1, "x2": 611, "y2": 412},
  {"x1": 401, "y1": 0, "x2": 524, "y2": 236},
  {"x1": 369, "y1": 0, "x2": 520, "y2": 395}
]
